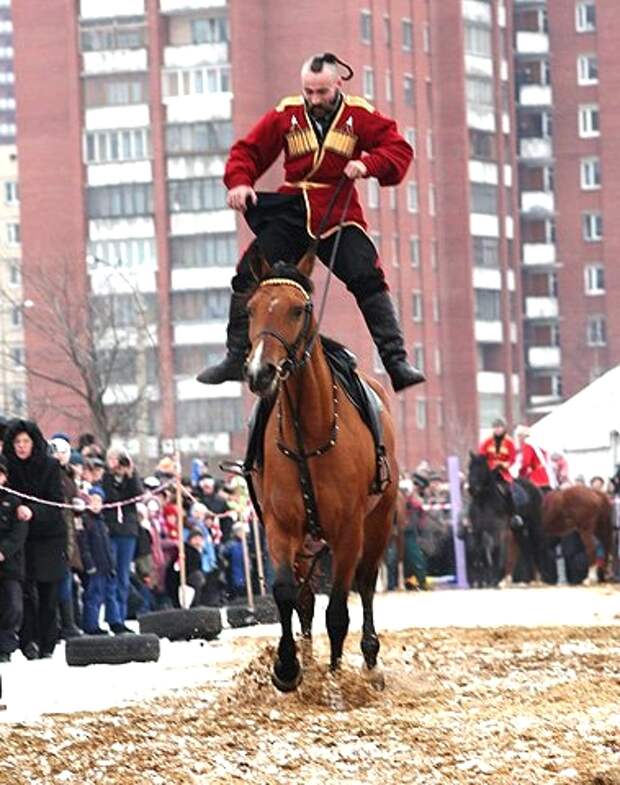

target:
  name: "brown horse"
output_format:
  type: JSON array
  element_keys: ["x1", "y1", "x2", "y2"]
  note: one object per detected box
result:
[
  {"x1": 244, "y1": 256, "x2": 398, "y2": 691},
  {"x1": 543, "y1": 486, "x2": 614, "y2": 582}
]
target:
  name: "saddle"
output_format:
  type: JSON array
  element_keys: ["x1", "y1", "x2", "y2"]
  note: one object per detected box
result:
[{"x1": 245, "y1": 336, "x2": 390, "y2": 495}]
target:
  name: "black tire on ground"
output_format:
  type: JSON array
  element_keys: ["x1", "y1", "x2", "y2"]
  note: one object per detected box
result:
[
  {"x1": 226, "y1": 605, "x2": 257, "y2": 628},
  {"x1": 253, "y1": 595, "x2": 279, "y2": 624},
  {"x1": 66, "y1": 633, "x2": 160, "y2": 667},
  {"x1": 138, "y1": 607, "x2": 222, "y2": 642}
]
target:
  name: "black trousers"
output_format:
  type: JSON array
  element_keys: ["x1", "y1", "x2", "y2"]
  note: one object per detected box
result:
[
  {"x1": 20, "y1": 578, "x2": 60, "y2": 656},
  {"x1": 232, "y1": 194, "x2": 386, "y2": 304},
  {"x1": 0, "y1": 578, "x2": 23, "y2": 654}
]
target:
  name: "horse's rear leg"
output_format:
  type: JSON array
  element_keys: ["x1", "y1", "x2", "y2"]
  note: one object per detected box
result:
[
  {"x1": 355, "y1": 560, "x2": 380, "y2": 670},
  {"x1": 272, "y1": 561, "x2": 302, "y2": 692}
]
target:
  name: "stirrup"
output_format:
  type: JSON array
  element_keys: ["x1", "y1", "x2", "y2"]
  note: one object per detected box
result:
[{"x1": 371, "y1": 446, "x2": 391, "y2": 494}]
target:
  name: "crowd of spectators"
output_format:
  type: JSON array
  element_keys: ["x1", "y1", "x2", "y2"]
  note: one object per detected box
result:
[{"x1": 0, "y1": 418, "x2": 268, "y2": 664}]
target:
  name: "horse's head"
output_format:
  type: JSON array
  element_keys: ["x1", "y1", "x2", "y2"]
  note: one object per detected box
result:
[
  {"x1": 467, "y1": 451, "x2": 493, "y2": 497},
  {"x1": 245, "y1": 254, "x2": 316, "y2": 397}
]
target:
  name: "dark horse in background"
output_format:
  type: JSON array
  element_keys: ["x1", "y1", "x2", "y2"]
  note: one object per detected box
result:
[{"x1": 467, "y1": 453, "x2": 546, "y2": 587}]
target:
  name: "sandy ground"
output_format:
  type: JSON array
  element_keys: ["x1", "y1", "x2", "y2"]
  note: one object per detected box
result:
[{"x1": 0, "y1": 585, "x2": 619, "y2": 785}]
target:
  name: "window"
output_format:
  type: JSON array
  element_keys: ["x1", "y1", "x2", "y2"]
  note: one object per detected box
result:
[
  {"x1": 431, "y1": 240, "x2": 438, "y2": 270},
  {"x1": 405, "y1": 127, "x2": 416, "y2": 148},
  {"x1": 577, "y1": 54, "x2": 599, "y2": 85},
  {"x1": 583, "y1": 212, "x2": 603, "y2": 241},
  {"x1": 88, "y1": 238, "x2": 156, "y2": 269},
  {"x1": 360, "y1": 10, "x2": 372, "y2": 43},
  {"x1": 575, "y1": 2, "x2": 596, "y2": 32},
  {"x1": 584, "y1": 264, "x2": 605, "y2": 294},
  {"x1": 175, "y1": 398, "x2": 244, "y2": 435},
  {"x1": 11, "y1": 346, "x2": 24, "y2": 368},
  {"x1": 412, "y1": 344, "x2": 425, "y2": 374},
  {"x1": 403, "y1": 74, "x2": 415, "y2": 107},
  {"x1": 362, "y1": 67, "x2": 375, "y2": 100},
  {"x1": 87, "y1": 184, "x2": 153, "y2": 219},
  {"x1": 168, "y1": 178, "x2": 227, "y2": 212},
  {"x1": 407, "y1": 182, "x2": 418, "y2": 213},
  {"x1": 433, "y1": 295, "x2": 440, "y2": 323},
  {"x1": 11, "y1": 305, "x2": 21, "y2": 327},
  {"x1": 9, "y1": 263, "x2": 20, "y2": 286},
  {"x1": 435, "y1": 348, "x2": 442, "y2": 376},
  {"x1": 428, "y1": 185, "x2": 436, "y2": 216},
  {"x1": 190, "y1": 17, "x2": 229, "y2": 44},
  {"x1": 163, "y1": 66, "x2": 231, "y2": 98},
  {"x1": 172, "y1": 289, "x2": 231, "y2": 322},
  {"x1": 579, "y1": 104, "x2": 600, "y2": 137},
  {"x1": 366, "y1": 179, "x2": 379, "y2": 209},
  {"x1": 83, "y1": 75, "x2": 148, "y2": 107},
  {"x1": 416, "y1": 398, "x2": 427, "y2": 430},
  {"x1": 469, "y1": 129, "x2": 496, "y2": 161},
  {"x1": 410, "y1": 236, "x2": 420, "y2": 267},
  {"x1": 464, "y1": 24, "x2": 492, "y2": 57},
  {"x1": 426, "y1": 130, "x2": 434, "y2": 159},
  {"x1": 385, "y1": 71, "x2": 393, "y2": 102},
  {"x1": 384, "y1": 15, "x2": 391, "y2": 47},
  {"x1": 389, "y1": 187, "x2": 397, "y2": 210},
  {"x1": 470, "y1": 183, "x2": 498, "y2": 214},
  {"x1": 6, "y1": 222, "x2": 19, "y2": 244},
  {"x1": 170, "y1": 233, "x2": 237, "y2": 269},
  {"x1": 475, "y1": 290, "x2": 502, "y2": 321},
  {"x1": 402, "y1": 19, "x2": 413, "y2": 51},
  {"x1": 80, "y1": 19, "x2": 147, "y2": 51},
  {"x1": 466, "y1": 77, "x2": 494, "y2": 110},
  {"x1": 412, "y1": 291, "x2": 423, "y2": 322},
  {"x1": 84, "y1": 128, "x2": 151, "y2": 163},
  {"x1": 175, "y1": 345, "x2": 225, "y2": 377},
  {"x1": 10, "y1": 388, "x2": 26, "y2": 416},
  {"x1": 580, "y1": 157, "x2": 601, "y2": 189},
  {"x1": 423, "y1": 23, "x2": 431, "y2": 53},
  {"x1": 473, "y1": 237, "x2": 500, "y2": 268},
  {"x1": 165, "y1": 121, "x2": 233, "y2": 154},
  {"x1": 587, "y1": 315, "x2": 606, "y2": 347},
  {"x1": 3, "y1": 180, "x2": 18, "y2": 204}
]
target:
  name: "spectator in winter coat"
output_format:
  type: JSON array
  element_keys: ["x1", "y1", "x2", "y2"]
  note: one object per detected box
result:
[
  {"x1": 197, "y1": 475, "x2": 235, "y2": 541},
  {"x1": 81, "y1": 486, "x2": 127, "y2": 635},
  {"x1": 102, "y1": 447, "x2": 142, "y2": 631},
  {"x1": 49, "y1": 437, "x2": 84, "y2": 640},
  {"x1": 186, "y1": 503, "x2": 220, "y2": 605},
  {"x1": 3, "y1": 419, "x2": 67, "y2": 660},
  {"x1": 0, "y1": 455, "x2": 32, "y2": 662},
  {"x1": 222, "y1": 522, "x2": 247, "y2": 598},
  {"x1": 165, "y1": 529, "x2": 206, "y2": 608}
]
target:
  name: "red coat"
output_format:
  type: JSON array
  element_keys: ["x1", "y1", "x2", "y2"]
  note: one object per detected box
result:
[
  {"x1": 518, "y1": 442, "x2": 551, "y2": 487},
  {"x1": 479, "y1": 434, "x2": 516, "y2": 482},
  {"x1": 224, "y1": 94, "x2": 413, "y2": 238}
]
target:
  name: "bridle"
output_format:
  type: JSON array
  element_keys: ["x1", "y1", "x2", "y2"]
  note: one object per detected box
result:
[{"x1": 251, "y1": 278, "x2": 315, "y2": 381}]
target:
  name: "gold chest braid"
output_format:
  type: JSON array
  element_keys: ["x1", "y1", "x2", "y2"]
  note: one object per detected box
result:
[
  {"x1": 285, "y1": 127, "x2": 319, "y2": 158},
  {"x1": 324, "y1": 127, "x2": 358, "y2": 158}
]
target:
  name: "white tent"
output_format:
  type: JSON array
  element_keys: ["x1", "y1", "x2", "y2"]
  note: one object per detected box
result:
[{"x1": 529, "y1": 365, "x2": 620, "y2": 482}]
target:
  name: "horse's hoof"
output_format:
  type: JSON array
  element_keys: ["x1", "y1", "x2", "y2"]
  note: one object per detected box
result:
[
  {"x1": 272, "y1": 660, "x2": 302, "y2": 693},
  {"x1": 362, "y1": 665, "x2": 385, "y2": 691}
]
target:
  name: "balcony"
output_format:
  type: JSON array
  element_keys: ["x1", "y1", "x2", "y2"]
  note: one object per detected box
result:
[
  {"x1": 472, "y1": 268, "x2": 502, "y2": 290},
  {"x1": 160, "y1": 0, "x2": 226, "y2": 12},
  {"x1": 171, "y1": 266, "x2": 235, "y2": 291},
  {"x1": 82, "y1": 49, "x2": 147, "y2": 75},
  {"x1": 462, "y1": 0, "x2": 492, "y2": 24},
  {"x1": 525, "y1": 296, "x2": 558, "y2": 319},
  {"x1": 85, "y1": 104, "x2": 150, "y2": 131},
  {"x1": 81, "y1": 0, "x2": 145, "y2": 17},
  {"x1": 528, "y1": 346, "x2": 561, "y2": 369},
  {"x1": 475, "y1": 321, "x2": 503, "y2": 343},
  {"x1": 521, "y1": 190, "x2": 555, "y2": 215},
  {"x1": 163, "y1": 43, "x2": 229, "y2": 68},
  {"x1": 519, "y1": 137, "x2": 553, "y2": 161},
  {"x1": 477, "y1": 371, "x2": 506, "y2": 395},
  {"x1": 523, "y1": 243, "x2": 556, "y2": 266},
  {"x1": 516, "y1": 31, "x2": 549, "y2": 55},
  {"x1": 467, "y1": 106, "x2": 496, "y2": 133},
  {"x1": 169, "y1": 209, "x2": 236, "y2": 236},
  {"x1": 164, "y1": 92, "x2": 232, "y2": 124},
  {"x1": 519, "y1": 84, "x2": 552, "y2": 107}
]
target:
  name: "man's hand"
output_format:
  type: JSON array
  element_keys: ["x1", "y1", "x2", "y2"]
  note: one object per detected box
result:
[
  {"x1": 344, "y1": 160, "x2": 368, "y2": 180},
  {"x1": 17, "y1": 505, "x2": 32, "y2": 522},
  {"x1": 227, "y1": 185, "x2": 258, "y2": 212}
]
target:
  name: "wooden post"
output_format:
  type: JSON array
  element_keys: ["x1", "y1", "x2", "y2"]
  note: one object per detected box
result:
[
  {"x1": 175, "y1": 451, "x2": 187, "y2": 608},
  {"x1": 239, "y1": 523, "x2": 254, "y2": 611}
]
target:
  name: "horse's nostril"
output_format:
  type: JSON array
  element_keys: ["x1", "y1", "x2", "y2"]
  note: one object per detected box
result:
[{"x1": 254, "y1": 363, "x2": 277, "y2": 391}]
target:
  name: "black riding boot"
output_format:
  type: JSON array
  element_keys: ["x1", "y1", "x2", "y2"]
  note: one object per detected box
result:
[
  {"x1": 59, "y1": 597, "x2": 83, "y2": 640},
  {"x1": 196, "y1": 292, "x2": 249, "y2": 384},
  {"x1": 358, "y1": 291, "x2": 425, "y2": 392}
]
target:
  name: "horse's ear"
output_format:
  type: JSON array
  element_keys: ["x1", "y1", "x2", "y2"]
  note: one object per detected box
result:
[
  {"x1": 249, "y1": 252, "x2": 271, "y2": 283},
  {"x1": 297, "y1": 250, "x2": 315, "y2": 279}
]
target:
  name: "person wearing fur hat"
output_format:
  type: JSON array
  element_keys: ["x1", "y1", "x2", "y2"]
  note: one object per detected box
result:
[
  {"x1": 2, "y1": 419, "x2": 67, "y2": 660},
  {"x1": 0, "y1": 455, "x2": 33, "y2": 662}
]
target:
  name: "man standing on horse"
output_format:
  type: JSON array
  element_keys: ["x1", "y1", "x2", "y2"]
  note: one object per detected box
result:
[
  {"x1": 479, "y1": 417, "x2": 524, "y2": 528},
  {"x1": 197, "y1": 52, "x2": 424, "y2": 393}
]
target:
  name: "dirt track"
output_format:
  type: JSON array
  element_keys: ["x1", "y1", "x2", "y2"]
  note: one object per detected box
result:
[{"x1": 1, "y1": 623, "x2": 619, "y2": 785}]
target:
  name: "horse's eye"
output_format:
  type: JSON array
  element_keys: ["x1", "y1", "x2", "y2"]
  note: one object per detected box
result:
[
  {"x1": 247, "y1": 306, "x2": 254, "y2": 318},
  {"x1": 291, "y1": 306, "x2": 304, "y2": 319}
]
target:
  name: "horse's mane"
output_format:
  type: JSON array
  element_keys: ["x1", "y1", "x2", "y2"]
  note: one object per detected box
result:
[{"x1": 259, "y1": 262, "x2": 315, "y2": 296}]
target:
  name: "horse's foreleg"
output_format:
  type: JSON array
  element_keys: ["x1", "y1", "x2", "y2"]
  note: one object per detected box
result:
[
  {"x1": 355, "y1": 561, "x2": 380, "y2": 669},
  {"x1": 326, "y1": 544, "x2": 358, "y2": 671},
  {"x1": 272, "y1": 561, "x2": 302, "y2": 692}
]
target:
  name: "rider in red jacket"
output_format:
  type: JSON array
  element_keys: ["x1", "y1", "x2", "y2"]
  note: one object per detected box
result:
[
  {"x1": 514, "y1": 425, "x2": 555, "y2": 491},
  {"x1": 479, "y1": 418, "x2": 523, "y2": 529},
  {"x1": 197, "y1": 52, "x2": 424, "y2": 393}
]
